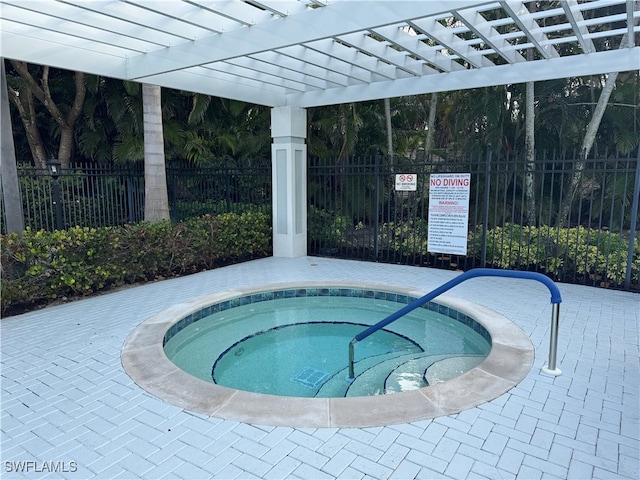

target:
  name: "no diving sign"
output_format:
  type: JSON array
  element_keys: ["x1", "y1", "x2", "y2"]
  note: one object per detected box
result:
[{"x1": 395, "y1": 173, "x2": 417, "y2": 191}]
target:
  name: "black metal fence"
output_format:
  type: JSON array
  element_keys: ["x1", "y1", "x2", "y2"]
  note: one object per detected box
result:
[
  {"x1": 308, "y1": 148, "x2": 640, "y2": 291},
  {"x1": 3, "y1": 149, "x2": 639, "y2": 290},
  {"x1": 5, "y1": 164, "x2": 146, "y2": 232},
  {"x1": 2, "y1": 159, "x2": 272, "y2": 232},
  {"x1": 166, "y1": 159, "x2": 271, "y2": 222}
]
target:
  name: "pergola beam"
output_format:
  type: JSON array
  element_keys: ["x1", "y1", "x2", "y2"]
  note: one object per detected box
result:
[{"x1": 288, "y1": 48, "x2": 639, "y2": 108}]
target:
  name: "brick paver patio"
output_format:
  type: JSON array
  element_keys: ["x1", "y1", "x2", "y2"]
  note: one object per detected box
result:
[{"x1": 2, "y1": 257, "x2": 638, "y2": 479}]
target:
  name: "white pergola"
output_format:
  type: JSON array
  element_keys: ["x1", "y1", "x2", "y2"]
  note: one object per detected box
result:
[{"x1": 1, "y1": 0, "x2": 639, "y2": 255}]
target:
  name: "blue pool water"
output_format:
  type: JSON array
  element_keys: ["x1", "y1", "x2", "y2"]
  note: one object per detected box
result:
[{"x1": 163, "y1": 289, "x2": 491, "y2": 398}]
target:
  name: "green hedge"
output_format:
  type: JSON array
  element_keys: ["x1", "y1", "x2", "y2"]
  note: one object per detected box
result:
[
  {"x1": 308, "y1": 212, "x2": 638, "y2": 287},
  {"x1": 308, "y1": 205, "x2": 349, "y2": 246},
  {"x1": 1, "y1": 212, "x2": 272, "y2": 316},
  {"x1": 468, "y1": 223, "x2": 639, "y2": 286},
  {"x1": 174, "y1": 199, "x2": 270, "y2": 219}
]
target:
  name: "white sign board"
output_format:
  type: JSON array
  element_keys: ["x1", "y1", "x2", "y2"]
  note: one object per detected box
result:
[
  {"x1": 395, "y1": 173, "x2": 417, "y2": 191},
  {"x1": 427, "y1": 173, "x2": 471, "y2": 255}
]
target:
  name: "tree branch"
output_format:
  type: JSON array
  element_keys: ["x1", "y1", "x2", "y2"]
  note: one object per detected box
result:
[{"x1": 40, "y1": 66, "x2": 66, "y2": 127}]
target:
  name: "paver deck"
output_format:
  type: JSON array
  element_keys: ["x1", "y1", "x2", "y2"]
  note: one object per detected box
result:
[{"x1": 2, "y1": 257, "x2": 638, "y2": 479}]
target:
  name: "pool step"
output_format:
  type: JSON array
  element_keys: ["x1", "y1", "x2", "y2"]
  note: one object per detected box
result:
[
  {"x1": 315, "y1": 353, "x2": 488, "y2": 398},
  {"x1": 383, "y1": 353, "x2": 455, "y2": 393},
  {"x1": 346, "y1": 352, "x2": 450, "y2": 397},
  {"x1": 423, "y1": 355, "x2": 486, "y2": 385},
  {"x1": 315, "y1": 351, "x2": 406, "y2": 397}
]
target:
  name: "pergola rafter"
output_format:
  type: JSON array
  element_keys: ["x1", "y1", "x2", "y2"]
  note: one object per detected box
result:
[
  {"x1": 1, "y1": 0, "x2": 638, "y2": 108},
  {"x1": 562, "y1": 0, "x2": 596, "y2": 54}
]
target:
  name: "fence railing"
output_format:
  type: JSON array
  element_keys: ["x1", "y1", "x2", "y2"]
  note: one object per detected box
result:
[
  {"x1": 10, "y1": 164, "x2": 146, "y2": 231},
  {"x1": 308, "y1": 148, "x2": 640, "y2": 290},
  {"x1": 3, "y1": 149, "x2": 638, "y2": 290},
  {"x1": 2, "y1": 160, "x2": 272, "y2": 232},
  {"x1": 167, "y1": 159, "x2": 272, "y2": 222}
]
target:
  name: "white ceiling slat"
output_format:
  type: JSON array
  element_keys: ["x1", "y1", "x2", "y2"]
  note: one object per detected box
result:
[
  {"x1": 244, "y1": 0, "x2": 310, "y2": 17},
  {"x1": 121, "y1": 0, "x2": 232, "y2": 35},
  {"x1": 455, "y1": 7, "x2": 526, "y2": 64},
  {"x1": 274, "y1": 43, "x2": 372, "y2": 85},
  {"x1": 499, "y1": 1, "x2": 560, "y2": 60},
  {"x1": 370, "y1": 25, "x2": 466, "y2": 73},
  {"x1": 56, "y1": 0, "x2": 205, "y2": 42},
  {"x1": 2, "y1": 0, "x2": 175, "y2": 49},
  {"x1": 1, "y1": 3, "x2": 163, "y2": 54},
  {"x1": 143, "y1": 68, "x2": 287, "y2": 107},
  {"x1": 183, "y1": 0, "x2": 274, "y2": 27},
  {"x1": 125, "y1": 1, "x2": 480, "y2": 80},
  {"x1": 234, "y1": 52, "x2": 349, "y2": 88},
  {"x1": 226, "y1": 55, "x2": 342, "y2": 90},
  {"x1": 0, "y1": 29, "x2": 127, "y2": 76},
  {"x1": 1, "y1": 0, "x2": 638, "y2": 108},
  {"x1": 561, "y1": 0, "x2": 596, "y2": 54},
  {"x1": 291, "y1": 47, "x2": 640, "y2": 108},
  {"x1": 627, "y1": 0, "x2": 639, "y2": 48},
  {"x1": 204, "y1": 60, "x2": 308, "y2": 93},
  {"x1": 576, "y1": 12, "x2": 630, "y2": 30},
  {"x1": 408, "y1": 16, "x2": 495, "y2": 69},
  {"x1": 335, "y1": 32, "x2": 427, "y2": 77},
  {"x1": 302, "y1": 39, "x2": 397, "y2": 81}
]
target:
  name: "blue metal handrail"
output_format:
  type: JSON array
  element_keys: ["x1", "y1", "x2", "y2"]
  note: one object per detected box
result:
[{"x1": 347, "y1": 268, "x2": 563, "y2": 379}]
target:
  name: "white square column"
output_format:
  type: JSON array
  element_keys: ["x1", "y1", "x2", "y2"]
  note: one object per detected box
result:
[{"x1": 271, "y1": 106, "x2": 307, "y2": 257}]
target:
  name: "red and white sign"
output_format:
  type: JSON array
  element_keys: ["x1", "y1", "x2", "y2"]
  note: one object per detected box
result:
[
  {"x1": 395, "y1": 173, "x2": 417, "y2": 191},
  {"x1": 427, "y1": 173, "x2": 471, "y2": 255}
]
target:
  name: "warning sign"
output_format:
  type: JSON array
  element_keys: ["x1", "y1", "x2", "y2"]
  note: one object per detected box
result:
[
  {"x1": 395, "y1": 173, "x2": 417, "y2": 191},
  {"x1": 427, "y1": 173, "x2": 471, "y2": 255}
]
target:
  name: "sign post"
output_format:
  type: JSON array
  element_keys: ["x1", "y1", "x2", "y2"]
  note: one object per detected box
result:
[{"x1": 427, "y1": 173, "x2": 471, "y2": 255}]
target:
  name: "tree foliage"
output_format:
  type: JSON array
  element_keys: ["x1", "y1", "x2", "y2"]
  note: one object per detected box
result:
[{"x1": 4, "y1": 59, "x2": 638, "y2": 167}]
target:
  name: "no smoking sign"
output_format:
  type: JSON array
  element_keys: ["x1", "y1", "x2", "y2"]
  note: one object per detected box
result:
[{"x1": 395, "y1": 173, "x2": 417, "y2": 191}]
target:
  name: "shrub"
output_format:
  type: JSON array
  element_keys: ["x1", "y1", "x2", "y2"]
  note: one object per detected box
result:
[
  {"x1": 1, "y1": 212, "x2": 272, "y2": 316},
  {"x1": 175, "y1": 199, "x2": 270, "y2": 218},
  {"x1": 469, "y1": 223, "x2": 639, "y2": 286},
  {"x1": 308, "y1": 205, "x2": 349, "y2": 247},
  {"x1": 378, "y1": 219, "x2": 429, "y2": 256}
]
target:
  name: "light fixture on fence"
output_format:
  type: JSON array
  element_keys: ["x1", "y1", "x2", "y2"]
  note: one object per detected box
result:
[
  {"x1": 46, "y1": 157, "x2": 61, "y2": 180},
  {"x1": 46, "y1": 157, "x2": 64, "y2": 230}
]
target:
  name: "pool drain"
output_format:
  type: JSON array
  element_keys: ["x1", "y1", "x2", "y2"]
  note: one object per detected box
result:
[{"x1": 292, "y1": 367, "x2": 330, "y2": 389}]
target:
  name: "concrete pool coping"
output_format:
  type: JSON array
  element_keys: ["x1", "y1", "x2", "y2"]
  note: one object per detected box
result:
[{"x1": 121, "y1": 281, "x2": 534, "y2": 428}]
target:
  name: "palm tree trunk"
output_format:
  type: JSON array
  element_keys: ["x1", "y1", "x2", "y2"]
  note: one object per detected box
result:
[
  {"x1": 524, "y1": 80, "x2": 536, "y2": 226},
  {"x1": 384, "y1": 98, "x2": 393, "y2": 161},
  {"x1": 142, "y1": 83, "x2": 170, "y2": 222},
  {"x1": 425, "y1": 92, "x2": 438, "y2": 155}
]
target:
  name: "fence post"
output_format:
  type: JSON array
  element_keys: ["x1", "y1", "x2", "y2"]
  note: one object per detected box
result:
[
  {"x1": 225, "y1": 158, "x2": 231, "y2": 213},
  {"x1": 126, "y1": 164, "x2": 135, "y2": 223},
  {"x1": 374, "y1": 151, "x2": 381, "y2": 258},
  {"x1": 168, "y1": 165, "x2": 178, "y2": 224},
  {"x1": 624, "y1": 144, "x2": 640, "y2": 290},
  {"x1": 481, "y1": 145, "x2": 492, "y2": 266}
]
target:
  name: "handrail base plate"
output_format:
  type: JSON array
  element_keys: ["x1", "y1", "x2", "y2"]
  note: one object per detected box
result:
[{"x1": 541, "y1": 365, "x2": 562, "y2": 376}]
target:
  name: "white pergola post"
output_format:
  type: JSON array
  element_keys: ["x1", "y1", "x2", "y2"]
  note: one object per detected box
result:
[{"x1": 271, "y1": 106, "x2": 307, "y2": 258}]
